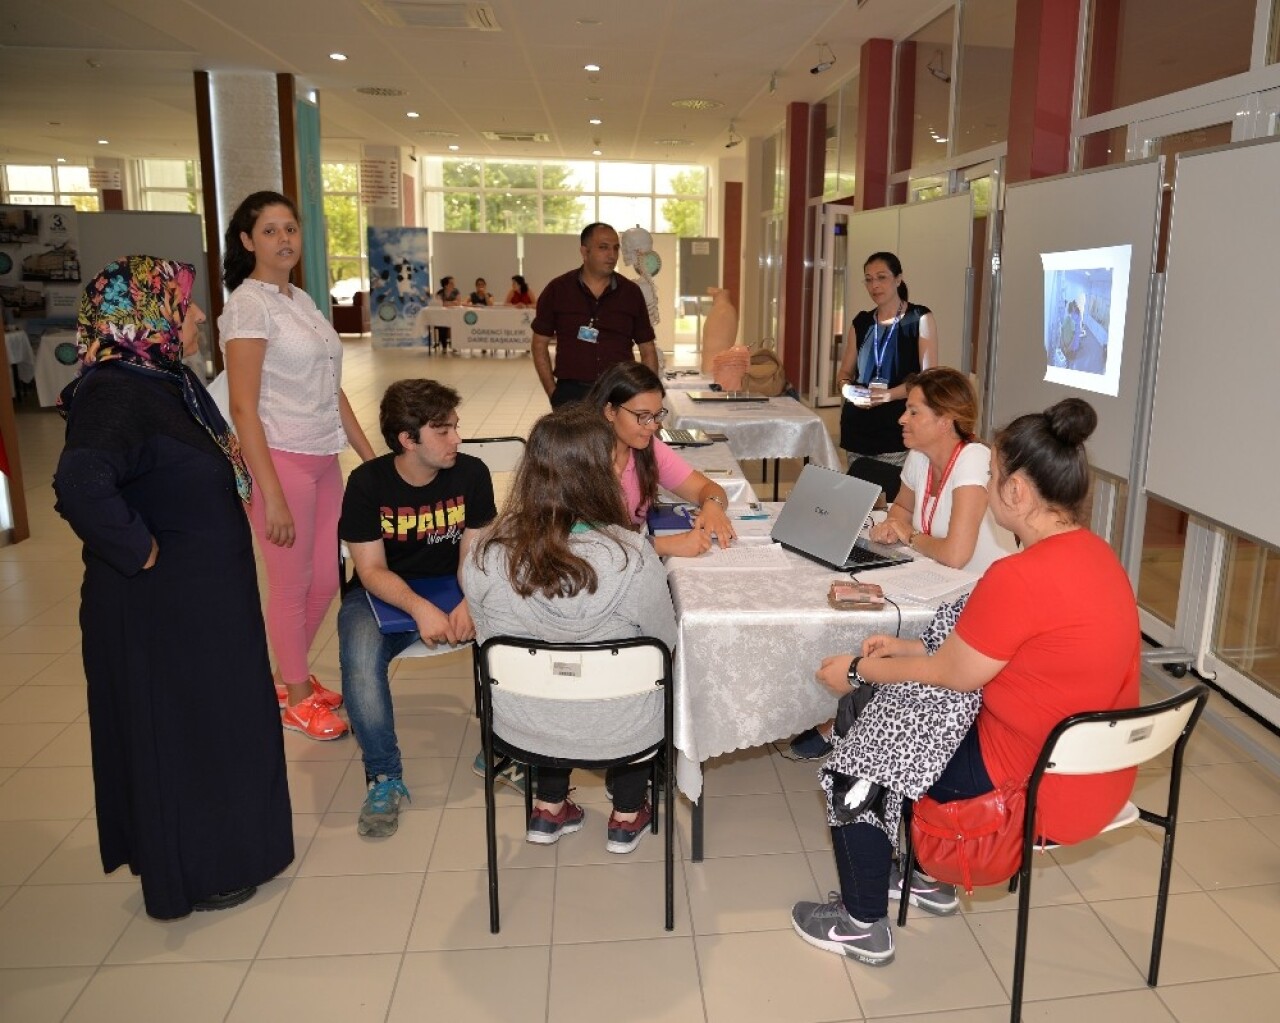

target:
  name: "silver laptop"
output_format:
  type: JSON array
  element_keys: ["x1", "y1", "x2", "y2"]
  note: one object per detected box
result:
[
  {"x1": 771, "y1": 465, "x2": 913, "y2": 572},
  {"x1": 659, "y1": 427, "x2": 714, "y2": 447},
  {"x1": 686, "y1": 390, "x2": 769, "y2": 402}
]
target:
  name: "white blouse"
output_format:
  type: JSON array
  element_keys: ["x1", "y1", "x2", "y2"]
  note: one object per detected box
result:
[
  {"x1": 900, "y1": 443, "x2": 1007, "y2": 575},
  {"x1": 218, "y1": 279, "x2": 346, "y2": 455}
]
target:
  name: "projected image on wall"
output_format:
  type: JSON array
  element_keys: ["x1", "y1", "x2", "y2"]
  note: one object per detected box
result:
[{"x1": 1040, "y1": 245, "x2": 1131, "y2": 397}]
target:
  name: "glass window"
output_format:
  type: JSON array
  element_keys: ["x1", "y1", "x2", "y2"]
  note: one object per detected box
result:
[
  {"x1": 599, "y1": 162, "x2": 652, "y2": 193},
  {"x1": 442, "y1": 159, "x2": 482, "y2": 188},
  {"x1": 443, "y1": 192, "x2": 482, "y2": 231},
  {"x1": 322, "y1": 163, "x2": 365, "y2": 288},
  {"x1": 1137, "y1": 497, "x2": 1188, "y2": 626},
  {"x1": 598, "y1": 195, "x2": 652, "y2": 230},
  {"x1": 144, "y1": 192, "x2": 196, "y2": 213},
  {"x1": 6, "y1": 165, "x2": 54, "y2": 191},
  {"x1": 56, "y1": 165, "x2": 92, "y2": 192},
  {"x1": 557, "y1": 161, "x2": 597, "y2": 192},
  {"x1": 484, "y1": 193, "x2": 539, "y2": 233},
  {"x1": 485, "y1": 161, "x2": 538, "y2": 190},
  {"x1": 909, "y1": 174, "x2": 947, "y2": 202},
  {"x1": 955, "y1": 0, "x2": 1015, "y2": 154},
  {"x1": 818, "y1": 93, "x2": 840, "y2": 199},
  {"x1": 65, "y1": 195, "x2": 100, "y2": 212},
  {"x1": 896, "y1": 9, "x2": 955, "y2": 171},
  {"x1": 836, "y1": 75, "x2": 859, "y2": 197},
  {"x1": 1079, "y1": 126, "x2": 1130, "y2": 169},
  {"x1": 1084, "y1": 0, "x2": 1256, "y2": 116},
  {"x1": 1214, "y1": 536, "x2": 1280, "y2": 696},
  {"x1": 655, "y1": 164, "x2": 704, "y2": 195},
  {"x1": 142, "y1": 160, "x2": 192, "y2": 189},
  {"x1": 657, "y1": 197, "x2": 705, "y2": 236},
  {"x1": 6, "y1": 194, "x2": 55, "y2": 206}
]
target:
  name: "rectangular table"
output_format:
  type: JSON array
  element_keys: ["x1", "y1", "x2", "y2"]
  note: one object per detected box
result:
[
  {"x1": 415, "y1": 306, "x2": 533, "y2": 353},
  {"x1": 660, "y1": 441, "x2": 755, "y2": 506},
  {"x1": 665, "y1": 529, "x2": 937, "y2": 860},
  {"x1": 5, "y1": 328, "x2": 35, "y2": 396},
  {"x1": 666, "y1": 391, "x2": 842, "y2": 499},
  {"x1": 34, "y1": 331, "x2": 80, "y2": 407}
]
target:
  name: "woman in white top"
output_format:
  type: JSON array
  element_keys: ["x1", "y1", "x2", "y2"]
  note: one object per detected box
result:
[
  {"x1": 790, "y1": 367, "x2": 1003, "y2": 761},
  {"x1": 220, "y1": 191, "x2": 375, "y2": 741},
  {"x1": 867, "y1": 366, "x2": 1005, "y2": 574}
]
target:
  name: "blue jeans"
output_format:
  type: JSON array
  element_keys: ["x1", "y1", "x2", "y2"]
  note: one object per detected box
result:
[{"x1": 337, "y1": 588, "x2": 422, "y2": 781}]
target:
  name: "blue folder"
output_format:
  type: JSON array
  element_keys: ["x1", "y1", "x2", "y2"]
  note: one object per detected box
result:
[
  {"x1": 646, "y1": 503, "x2": 695, "y2": 535},
  {"x1": 365, "y1": 576, "x2": 464, "y2": 635}
]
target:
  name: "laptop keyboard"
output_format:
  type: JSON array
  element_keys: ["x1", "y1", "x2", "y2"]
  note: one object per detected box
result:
[
  {"x1": 842, "y1": 543, "x2": 897, "y2": 568},
  {"x1": 663, "y1": 429, "x2": 701, "y2": 445}
]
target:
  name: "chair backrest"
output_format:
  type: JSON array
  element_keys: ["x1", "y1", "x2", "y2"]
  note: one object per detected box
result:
[
  {"x1": 1037, "y1": 685, "x2": 1210, "y2": 778},
  {"x1": 479, "y1": 636, "x2": 670, "y2": 703},
  {"x1": 460, "y1": 436, "x2": 525, "y2": 474}
]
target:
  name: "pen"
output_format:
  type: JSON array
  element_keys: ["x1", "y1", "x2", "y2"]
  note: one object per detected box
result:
[{"x1": 734, "y1": 513, "x2": 770, "y2": 520}]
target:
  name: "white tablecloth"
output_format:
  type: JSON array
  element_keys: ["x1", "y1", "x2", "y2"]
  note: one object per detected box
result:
[
  {"x1": 5, "y1": 329, "x2": 35, "y2": 384},
  {"x1": 34, "y1": 331, "x2": 81, "y2": 407},
  {"x1": 667, "y1": 391, "x2": 841, "y2": 470},
  {"x1": 666, "y1": 537, "x2": 935, "y2": 804},
  {"x1": 414, "y1": 306, "x2": 533, "y2": 352},
  {"x1": 661, "y1": 441, "x2": 755, "y2": 505}
]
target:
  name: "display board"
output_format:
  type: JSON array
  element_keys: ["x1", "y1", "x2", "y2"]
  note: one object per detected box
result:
[
  {"x1": 1146, "y1": 139, "x2": 1280, "y2": 547},
  {"x1": 990, "y1": 160, "x2": 1162, "y2": 479},
  {"x1": 521, "y1": 233, "x2": 579, "y2": 297},
  {"x1": 79, "y1": 211, "x2": 210, "y2": 315},
  {"x1": 898, "y1": 193, "x2": 972, "y2": 372},
  {"x1": 430, "y1": 232, "x2": 517, "y2": 302}
]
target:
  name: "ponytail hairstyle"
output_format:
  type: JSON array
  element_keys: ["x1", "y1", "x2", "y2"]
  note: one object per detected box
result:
[
  {"x1": 993, "y1": 398, "x2": 1098, "y2": 524},
  {"x1": 222, "y1": 191, "x2": 300, "y2": 291},
  {"x1": 864, "y1": 251, "x2": 909, "y2": 302}
]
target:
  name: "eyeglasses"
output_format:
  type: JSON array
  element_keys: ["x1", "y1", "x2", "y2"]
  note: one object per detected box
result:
[{"x1": 618, "y1": 405, "x2": 669, "y2": 427}]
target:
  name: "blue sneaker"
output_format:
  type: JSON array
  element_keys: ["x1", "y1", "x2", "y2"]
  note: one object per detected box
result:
[
  {"x1": 789, "y1": 727, "x2": 833, "y2": 760},
  {"x1": 472, "y1": 751, "x2": 528, "y2": 795},
  {"x1": 358, "y1": 776, "x2": 410, "y2": 837}
]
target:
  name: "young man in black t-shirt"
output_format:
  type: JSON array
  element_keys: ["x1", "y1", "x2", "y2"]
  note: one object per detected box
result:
[{"x1": 338, "y1": 379, "x2": 496, "y2": 837}]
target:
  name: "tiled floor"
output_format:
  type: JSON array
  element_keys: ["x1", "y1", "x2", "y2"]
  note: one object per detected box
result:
[{"x1": 1, "y1": 341, "x2": 1278, "y2": 1022}]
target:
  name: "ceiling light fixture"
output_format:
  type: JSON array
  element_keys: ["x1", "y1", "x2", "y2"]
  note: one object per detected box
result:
[
  {"x1": 406, "y1": 111, "x2": 420, "y2": 118},
  {"x1": 592, "y1": 148, "x2": 603, "y2": 156},
  {"x1": 584, "y1": 63, "x2": 601, "y2": 72},
  {"x1": 589, "y1": 117, "x2": 602, "y2": 125},
  {"x1": 329, "y1": 52, "x2": 348, "y2": 61},
  {"x1": 724, "y1": 121, "x2": 743, "y2": 149},
  {"x1": 769, "y1": 71, "x2": 778, "y2": 94},
  {"x1": 97, "y1": 139, "x2": 109, "y2": 145},
  {"x1": 56, "y1": 157, "x2": 66, "y2": 163},
  {"x1": 810, "y1": 42, "x2": 837, "y2": 75},
  {"x1": 448, "y1": 144, "x2": 460, "y2": 151}
]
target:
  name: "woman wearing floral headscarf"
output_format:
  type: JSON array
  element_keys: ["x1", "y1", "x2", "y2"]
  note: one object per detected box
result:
[{"x1": 53, "y1": 255, "x2": 294, "y2": 920}]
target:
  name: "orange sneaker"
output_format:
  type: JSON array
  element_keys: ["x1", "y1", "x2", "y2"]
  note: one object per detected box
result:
[
  {"x1": 275, "y1": 675, "x2": 343, "y2": 710},
  {"x1": 281, "y1": 693, "x2": 349, "y2": 741}
]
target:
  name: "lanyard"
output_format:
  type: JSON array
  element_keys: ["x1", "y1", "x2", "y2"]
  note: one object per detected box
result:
[
  {"x1": 866, "y1": 304, "x2": 904, "y2": 379},
  {"x1": 920, "y1": 441, "x2": 966, "y2": 537}
]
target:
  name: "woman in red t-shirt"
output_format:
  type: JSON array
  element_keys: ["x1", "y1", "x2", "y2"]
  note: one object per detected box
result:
[{"x1": 792, "y1": 398, "x2": 1140, "y2": 969}]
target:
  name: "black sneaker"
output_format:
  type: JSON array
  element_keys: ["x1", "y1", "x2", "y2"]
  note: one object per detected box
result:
[
  {"x1": 888, "y1": 863, "x2": 959, "y2": 915},
  {"x1": 605, "y1": 801, "x2": 653, "y2": 854},
  {"x1": 791, "y1": 892, "x2": 894, "y2": 966},
  {"x1": 526, "y1": 799, "x2": 585, "y2": 845},
  {"x1": 788, "y1": 727, "x2": 833, "y2": 760},
  {"x1": 193, "y1": 886, "x2": 257, "y2": 912}
]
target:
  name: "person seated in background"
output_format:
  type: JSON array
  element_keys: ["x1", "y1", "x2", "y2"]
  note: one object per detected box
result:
[
  {"x1": 337, "y1": 379, "x2": 498, "y2": 838},
  {"x1": 505, "y1": 274, "x2": 535, "y2": 306},
  {"x1": 433, "y1": 276, "x2": 462, "y2": 351},
  {"x1": 465, "y1": 405, "x2": 678, "y2": 853},
  {"x1": 792, "y1": 398, "x2": 1139, "y2": 968},
  {"x1": 790, "y1": 367, "x2": 1006, "y2": 760},
  {"x1": 468, "y1": 278, "x2": 494, "y2": 306},
  {"x1": 586, "y1": 362, "x2": 736, "y2": 558}
]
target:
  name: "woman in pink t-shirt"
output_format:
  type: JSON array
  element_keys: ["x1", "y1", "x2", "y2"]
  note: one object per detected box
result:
[{"x1": 586, "y1": 363, "x2": 736, "y2": 558}]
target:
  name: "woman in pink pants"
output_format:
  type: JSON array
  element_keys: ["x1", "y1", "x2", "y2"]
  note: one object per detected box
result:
[{"x1": 220, "y1": 191, "x2": 375, "y2": 740}]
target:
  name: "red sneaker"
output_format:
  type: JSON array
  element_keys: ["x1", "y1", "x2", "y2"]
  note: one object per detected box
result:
[
  {"x1": 606, "y1": 801, "x2": 653, "y2": 854},
  {"x1": 276, "y1": 675, "x2": 343, "y2": 710},
  {"x1": 281, "y1": 693, "x2": 349, "y2": 741}
]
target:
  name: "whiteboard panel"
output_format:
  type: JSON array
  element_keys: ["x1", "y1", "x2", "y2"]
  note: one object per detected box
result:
[
  {"x1": 991, "y1": 161, "x2": 1161, "y2": 478},
  {"x1": 522, "y1": 233, "x2": 581, "y2": 296},
  {"x1": 899, "y1": 194, "x2": 972, "y2": 372},
  {"x1": 79, "y1": 211, "x2": 210, "y2": 315},
  {"x1": 1146, "y1": 139, "x2": 1280, "y2": 547},
  {"x1": 430, "y1": 232, "x2": 517, "y2": 299}
]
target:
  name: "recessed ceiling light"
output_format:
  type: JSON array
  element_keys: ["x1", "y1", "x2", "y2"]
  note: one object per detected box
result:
[
  {"x1": 406, "y1": 111, "x2": 420, "y2": 118},
  {"x1": 592, "y1": 148, "x2": 602, "y2": 156},
  {"x1": 329, "y1": 52, "x2": 347, "y2": 61},
  {"x1": 671, "y1": 97, "x2": 724, "y2": 111},
  {"x1": 584, "y1": 63, "x2": 601, "y2": 72},
  {"x1": 97, "y1": 139, "x2": 109, "y2": 145},
  {"x1": 589, "y1": 118, "x2": 602, "y2": 125},
  {"x1": 56, "y1": 157, "x2": 66, "y2": 163},
  {"x1": 448, "y1": 144, "x2": 460, "y2": 151}
]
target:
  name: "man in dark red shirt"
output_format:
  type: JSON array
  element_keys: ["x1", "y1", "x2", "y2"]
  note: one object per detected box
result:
[{"x1": 531, "y1": 223, "x2": 658, "y2": 407}]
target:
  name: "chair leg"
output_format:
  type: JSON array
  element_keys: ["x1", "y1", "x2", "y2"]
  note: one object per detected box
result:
[
  {"x1": 664, "y1": 739, "x2": 675, "y2": 931},
  {"x1": 1148, "y1": 818, "x2": 1178, "y2": 986},
  {"x1": 1009, "y1": 852, "x2": 1034, "y2": 1023},
  {"x1": 482, "y1": 732, "x2": 501, "y2": 934},
  {"x1": 898, "y1": 801, "x2": 914, "y2": 928}
]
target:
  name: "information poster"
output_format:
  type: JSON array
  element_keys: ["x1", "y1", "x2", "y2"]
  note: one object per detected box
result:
[
  {"x1": 0, "y1": 204, "x2": 81, "y2": 326},
  {"x1": 367, "y1": 225, "x2": 430, "y2": 348}
]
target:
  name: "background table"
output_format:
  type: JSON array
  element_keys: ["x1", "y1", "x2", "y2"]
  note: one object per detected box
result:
[
  {"x1": 661, "y1": 441, "x2": 755, "y2": 505},
  {"x1": 666, "y1": 391, "x2": 841, "y2": 484},
  {"x1": 665, "y1": 531, "x2": 937, "y2": 858},
  {"x1": 34, "y1": 331, "x2": 80, "y2": 407},
  {"x1": 415, "y1": 306, "x2": 533, "y2": 353},
  {"x1": 5, "y1": 329, "x2": 35, "y2": 394}
]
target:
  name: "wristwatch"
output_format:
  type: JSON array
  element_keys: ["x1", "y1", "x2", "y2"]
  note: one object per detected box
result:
[
  {"x1": 847, "y1": 655, "x2": 864, "y2": 688},
  {"x1": 908, "y1": 529, "x2": 920, "y2": 549}
]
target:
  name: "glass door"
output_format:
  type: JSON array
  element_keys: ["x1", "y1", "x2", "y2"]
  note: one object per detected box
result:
[{"x1": 808, "y1": 203, "x2": 851, "y2": 407}]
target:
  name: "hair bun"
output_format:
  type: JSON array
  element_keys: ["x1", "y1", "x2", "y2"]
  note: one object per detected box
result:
[{"x1": 1044, "y1": 398, "x2": 1097, "y2": 447}]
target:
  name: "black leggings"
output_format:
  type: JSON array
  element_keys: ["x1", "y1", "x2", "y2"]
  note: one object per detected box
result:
[
  {"x1": 830, "y1": 723, "x2": 994, "y2": 922},
  {"x1": 536, "y1": 762, "x2": 651, "y2": 814}
]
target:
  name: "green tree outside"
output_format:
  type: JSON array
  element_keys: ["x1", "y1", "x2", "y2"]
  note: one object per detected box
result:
[{"x1": 660, "y1": 169, "x2": 707, "y2": 237}]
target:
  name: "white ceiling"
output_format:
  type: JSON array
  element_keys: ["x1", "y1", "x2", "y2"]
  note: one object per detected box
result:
[{"x1": 0, "y1": 0, "x2": 945, "y2": 168}]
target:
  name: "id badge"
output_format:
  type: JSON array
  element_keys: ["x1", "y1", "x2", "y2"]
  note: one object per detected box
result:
[{"x1": 577, "y1": 324, "x2": 600, "y2": 343}]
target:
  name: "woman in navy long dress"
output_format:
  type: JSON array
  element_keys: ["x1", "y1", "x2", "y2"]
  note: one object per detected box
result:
[{"x1": 54, "y1": 255, "x2": 293, "y2": 919}]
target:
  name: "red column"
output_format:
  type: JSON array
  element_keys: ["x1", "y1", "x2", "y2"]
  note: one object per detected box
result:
[
  {"x1": 1006, "y1": 0, "x2": 1083, "y2": 183},
  {"x1": 721, "y1": 181, "x2": 743, "y2": 309},
  {"x1": 856, "y1": 39, "x2": 895, "y2": 212}
]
